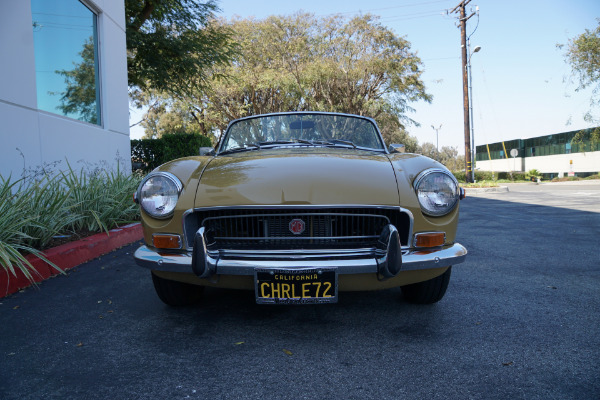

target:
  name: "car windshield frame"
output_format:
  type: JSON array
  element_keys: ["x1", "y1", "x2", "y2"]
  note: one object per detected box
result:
[{"x1": 217, "y1": 112, "x2": 387, "y2": 154}]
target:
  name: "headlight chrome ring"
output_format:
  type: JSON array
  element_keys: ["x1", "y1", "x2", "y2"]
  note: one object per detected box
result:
[
  {"x1": 413, "y1": 169, "x2": 460, "y2": 217},
  {"x1": 137, "y1": 172, "x2": 183, "y2": 219}
]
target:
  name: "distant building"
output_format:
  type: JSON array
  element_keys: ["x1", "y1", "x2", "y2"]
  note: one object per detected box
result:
[
  {"x1": 475, "y1": 128, "x2": 600, "y2": 179},
  {"x1": 0, "y1": 0, "x2": 129, "y2": 179}
]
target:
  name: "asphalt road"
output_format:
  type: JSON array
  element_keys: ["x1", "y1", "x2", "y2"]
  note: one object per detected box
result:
[{"x1": 1, "y1": 182, "x2": 599, "y2": 400}]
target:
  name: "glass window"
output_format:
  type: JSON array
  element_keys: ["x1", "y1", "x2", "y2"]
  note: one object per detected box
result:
[
  {"x1": 31, "y1": 0, "x2": 101, "y2": 125},
  {"x1": 221, "y1": 113, "x2": 385, "y2": 152}
]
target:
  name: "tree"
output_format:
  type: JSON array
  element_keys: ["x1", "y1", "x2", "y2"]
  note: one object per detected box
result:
[
  {"x1": 56, "y1": 38, "x2": 99, "y2": 124},
  {"x1": 562, "y1": 19, "x2": 600, "y2": 144},
  {"x1": 414, "y1": 143, "x2": 464, "y2": 171},
  {"x1": 139, "y1": 13, "x2": 430, "y2": 144},
  {"x1": 132, "y1": 89, "x2": 208, "y2": 138},
  {"x1": 126, "y1": 0, "x2": 237, "y2": 98},
  {"x1": 438, "y1": 146, "x2": 465, "y2": 172}
]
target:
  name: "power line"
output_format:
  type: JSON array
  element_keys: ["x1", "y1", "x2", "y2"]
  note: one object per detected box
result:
[
  {"x1": 322, "y1": 0, "x2": 454, "y2": 17},
  {"x1": 379, "y1": 11, "x2": 450, "y2": 23}
]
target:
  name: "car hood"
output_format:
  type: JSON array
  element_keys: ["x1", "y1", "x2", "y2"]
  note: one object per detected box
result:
[{"x1": 194, "y1": 149, "x2": 400, "y2": 207}]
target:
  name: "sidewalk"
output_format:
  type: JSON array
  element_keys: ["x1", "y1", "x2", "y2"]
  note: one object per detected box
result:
[
  {"x1": 464, "y1": 178, "x2": 600, "y2": 195},
  {"x1": 463, "y1": 185, "x2": 509, "y2": 195}
]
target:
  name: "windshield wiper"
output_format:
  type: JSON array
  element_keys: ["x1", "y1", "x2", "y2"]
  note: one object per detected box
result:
[
  {"x1": 294, "y1": 139, "x2": 313, "y2": 145},
  {"x1": 257, "y1": 140, "x2": 295, "y2": 146},
  {"x1": 220, "y1": 143, "x2": 260, "y2": 155},
  {"x1": 328, "y1": 139, "x2": 357, "y2": 148},
  {"x1": 308, "y1": 139, "x2": 357, "y2": 148},
  {"x1": 257, "y1": 140, "x2": 316, "y2": 148}
]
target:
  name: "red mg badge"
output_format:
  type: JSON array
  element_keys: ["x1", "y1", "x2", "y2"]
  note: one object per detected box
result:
[{"x1": 289, "y1": 218, "x2": 306, "y2": 235}]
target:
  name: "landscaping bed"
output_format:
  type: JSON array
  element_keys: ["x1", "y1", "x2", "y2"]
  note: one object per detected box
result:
[{"x1": 1, "y1": 162, "x2": 142, "y2": 297}]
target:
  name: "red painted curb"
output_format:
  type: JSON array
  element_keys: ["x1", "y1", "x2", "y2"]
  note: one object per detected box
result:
[{"x1": 0, "y1": 223, "x2": 143, "y2": 298}]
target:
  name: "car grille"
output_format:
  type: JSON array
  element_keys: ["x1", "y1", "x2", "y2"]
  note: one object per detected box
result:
[{"x1": 184, "y1": 207, "x2": 411, "y2": 251}]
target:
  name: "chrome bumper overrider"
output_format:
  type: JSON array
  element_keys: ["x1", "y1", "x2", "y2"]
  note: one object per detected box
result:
[{"x1": 134, "y1": 225, "x2": 467, "y2": 278}]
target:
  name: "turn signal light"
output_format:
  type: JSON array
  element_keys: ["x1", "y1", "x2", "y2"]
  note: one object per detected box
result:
[
  {"x1": 152, "y1": 234, "x2": 182, "y2": 249},
  {"x1": 414, "y1": 232, "x2": 445, "y2": 248}
]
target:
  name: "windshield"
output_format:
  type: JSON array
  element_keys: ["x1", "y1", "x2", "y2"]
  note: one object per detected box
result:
[{"x1": 219, "y1": 113, "x2": 385, "y2": 153}]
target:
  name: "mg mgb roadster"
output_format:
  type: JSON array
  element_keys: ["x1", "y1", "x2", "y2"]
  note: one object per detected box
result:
[{"x1": 134, "y1": 112, "x2": 467, "y2": 306}]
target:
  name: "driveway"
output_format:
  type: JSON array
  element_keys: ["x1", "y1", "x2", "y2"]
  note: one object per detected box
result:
[{"x1": 1, "y1": 182, "x2": 599, "y2": 399}]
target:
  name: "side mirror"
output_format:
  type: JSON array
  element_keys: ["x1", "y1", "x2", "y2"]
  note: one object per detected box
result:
[
  {"x1": 388, "y1": 144, "x2": 405, "y2": 153},
  {"x1": 199, "y1": 147, "x2": 215, "y2": 156}
]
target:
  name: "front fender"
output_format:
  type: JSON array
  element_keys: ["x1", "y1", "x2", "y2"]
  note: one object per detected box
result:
[{"x1": 387, "y1": 153, "x2": 460, "y2": 245}]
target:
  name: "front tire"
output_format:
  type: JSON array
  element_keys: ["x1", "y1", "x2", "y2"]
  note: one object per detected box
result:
[
  {"x1": 151, "y1": 272, "x2": 204, "y2": 306},
  {"x1": 401, "y1": 267, "x2": 451, "y2": 304}
]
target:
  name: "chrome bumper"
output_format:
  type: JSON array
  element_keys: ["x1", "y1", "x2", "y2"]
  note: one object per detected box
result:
[{"x1": 134, "y1": 227, "x2": 467, "y2": 278}]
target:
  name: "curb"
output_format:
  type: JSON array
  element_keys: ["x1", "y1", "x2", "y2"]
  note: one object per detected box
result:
[
  {"x1": 464, "y1": 186, "x2": 509, "y2": 195},
  {"x1": 0, "y1": 223, "x2": 143, "y2": 298}
]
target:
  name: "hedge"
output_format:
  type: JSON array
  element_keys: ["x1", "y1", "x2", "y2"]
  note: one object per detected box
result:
[
  {"x1": 131, "y1": 134, "x2": 213, "y2": 173},
  {"x1": 452, "y1": 170, "x2": 528, "y2": 182}
]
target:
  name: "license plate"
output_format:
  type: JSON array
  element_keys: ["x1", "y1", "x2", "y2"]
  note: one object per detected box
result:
[{"x1": 255, "y1": 268, "x2": 338, "y2": 304}]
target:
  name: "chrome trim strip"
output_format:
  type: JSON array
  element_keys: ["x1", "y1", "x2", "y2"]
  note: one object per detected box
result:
[
  {"x1": 134, "y1": 243, "x2": 467, "y2": 275},
  {"x1": 213, "y1": 249, "x2": 383, "y2": 258},
  {"x1": 185, "y1": 204, "x2": 411, "y2": 212},
  {"x1": 213, "y1": 235, "x2": 380, "y2": 241},
  {"x1": 203, "y1": 212, "x2": 390, "y2": 221}
]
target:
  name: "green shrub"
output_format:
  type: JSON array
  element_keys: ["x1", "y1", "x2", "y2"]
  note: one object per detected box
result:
[
  {"x1": 20, "y1": 174, "x2": 81, "y2": 249},
  {"x1": 452, "y1": 170, "x2": 494, "y2": 182},
  {"x1": 511, "y1": 172, "x2": 528, "y2": 181},
  {"x1": 131, "y1": 134, "x2": 213, "y2": 173},
  {"x1": 452, "y1": 171, "x2": 466, "y2": 182},
  {"x1": 454, "y1": 170, "x2": 529, "y2": 182},
  {"x1": 0, "y1": 176, "x2": 63, "y2": 284},
  {"x1": 62, "y1": 161, "x2": 141, "y2": 234},
  {"x1": 474, "y1": 171, "x2": 494, "y2": 181}
]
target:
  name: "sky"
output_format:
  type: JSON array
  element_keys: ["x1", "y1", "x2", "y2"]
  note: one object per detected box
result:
[{"x1": 130, "y1": 0, "x2": 600, "y2": 154}]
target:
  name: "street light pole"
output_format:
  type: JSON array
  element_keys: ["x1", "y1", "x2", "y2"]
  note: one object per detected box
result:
[
  {"x1": 468, "y1": 42, "x2": 481, "y2": 180},
  {"x1": 431, "y1": 124, "x2": 442, "y2": 153}
]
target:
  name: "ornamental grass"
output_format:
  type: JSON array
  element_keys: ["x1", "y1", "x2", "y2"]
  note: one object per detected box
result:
[{"x1": 0, "y1": 161, "x2": 142, "y2": 287}]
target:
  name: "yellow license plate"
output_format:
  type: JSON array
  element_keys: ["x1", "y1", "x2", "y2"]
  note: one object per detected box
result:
[{"x1": 254, "y1": 268, "x2": 338, "y2": 304}]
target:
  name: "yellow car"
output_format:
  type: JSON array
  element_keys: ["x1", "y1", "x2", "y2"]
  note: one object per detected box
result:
[{"x1": 134, "y1": 112, "x2": 467, "y2": 306}]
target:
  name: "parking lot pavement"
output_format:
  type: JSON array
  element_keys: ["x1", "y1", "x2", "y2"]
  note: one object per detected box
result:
[
  {"x1": 470, "y1": 180, "x2": 600, "y2": 213},
  {"x1": 1, "y1": 184, "x2": 599, "y2": 400}
]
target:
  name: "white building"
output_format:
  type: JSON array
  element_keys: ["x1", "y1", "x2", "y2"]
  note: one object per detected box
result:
[
  {"x1": 475, "y1": 129, "x2": 600, "y2": 179},
  {"x1": 0, "y1": 0, "x2": 129, "y2": 179}
]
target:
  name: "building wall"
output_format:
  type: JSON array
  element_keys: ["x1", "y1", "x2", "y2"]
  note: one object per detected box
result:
[
  {"x1": 476, "y1": 152, "x2": 600, "y2": 176},
  {"x1": 0, "y1": 1, "x2": 129, "y2": 179}
]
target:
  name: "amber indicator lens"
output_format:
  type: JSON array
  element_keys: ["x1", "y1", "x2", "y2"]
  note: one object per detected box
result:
[
  {"x1": 415, "y1": 233, "x2": 445, "y2": 248},
  {"x1": 153, "y1": 234, "x2": 181, "y2": 249}
]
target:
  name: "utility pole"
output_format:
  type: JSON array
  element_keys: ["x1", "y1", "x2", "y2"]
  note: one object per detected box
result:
[{"x1": 451, "y1": 0, "x2": 476, "y2": 183}]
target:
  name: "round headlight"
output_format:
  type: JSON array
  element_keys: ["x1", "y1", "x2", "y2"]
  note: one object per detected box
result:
[
  {"x1": 138, "y1": 172, "x2": 182, "y2": 219},
  {"x1": 414, "y1": 169, "x2": 460, "y2": 217}
]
